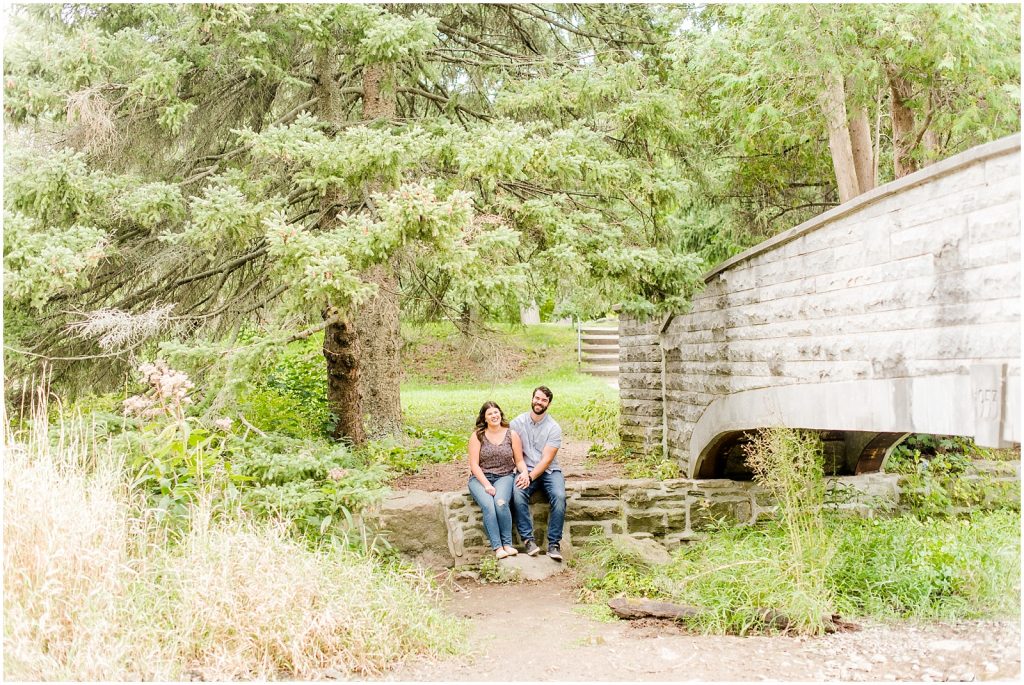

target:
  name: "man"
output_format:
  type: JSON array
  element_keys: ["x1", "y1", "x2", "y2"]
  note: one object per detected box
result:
[{"x1": 511, "y1": 385, "x2": 566, "y2": 561}]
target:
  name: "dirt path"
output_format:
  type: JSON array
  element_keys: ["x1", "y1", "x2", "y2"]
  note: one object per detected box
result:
[{"x1": 380, "y1": 572, "x2": 1020, "y2": 682}]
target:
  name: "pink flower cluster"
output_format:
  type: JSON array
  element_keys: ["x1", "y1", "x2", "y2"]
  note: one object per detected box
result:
[
  {"x1": 213, "y1": 417, "x2": 234, "y2": 432},
  {"x1": 123, "y1": 359, "x2": 195, "y2": 419}
]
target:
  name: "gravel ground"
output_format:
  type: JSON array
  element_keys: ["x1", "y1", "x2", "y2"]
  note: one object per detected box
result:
[{"x1": 378, "y1": 573, "x2": 1021, "y2": 682}]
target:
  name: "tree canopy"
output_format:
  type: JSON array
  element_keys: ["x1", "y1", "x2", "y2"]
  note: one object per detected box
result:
[{"x1": 4, "y1": 3, "x2": 1019, "y2": 439}]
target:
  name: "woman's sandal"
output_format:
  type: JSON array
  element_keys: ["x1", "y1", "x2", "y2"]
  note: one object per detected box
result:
[
  {"x1": 502, "y1": 545, "x2": 519, "y2": 556},
  {"x1": 495, "y1": 548, "x2": 510, "y2": 559}
]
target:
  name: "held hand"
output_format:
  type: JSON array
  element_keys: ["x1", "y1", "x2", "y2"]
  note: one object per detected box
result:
[
  {"x1": 485, "y1": 484, "x2": 496, "y2": 496},
  {"x1": 515, "y1": 472, "x2": 530, "y2": 489}
]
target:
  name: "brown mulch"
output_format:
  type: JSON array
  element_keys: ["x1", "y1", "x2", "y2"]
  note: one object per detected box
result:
[{"x1": 389, "y1": 440, "x2": 627, "y2": 492}]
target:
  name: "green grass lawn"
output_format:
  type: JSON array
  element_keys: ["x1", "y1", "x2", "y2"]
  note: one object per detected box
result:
[
  {"x1": 400, "y1": 321, "x2": 582, "y2": 385},
  {"x1": 401, "y1": 321, "x2": 619, "y2": 441},
  {"x1": 401, "y1": 364, "x2": 618, "y2": 441}
]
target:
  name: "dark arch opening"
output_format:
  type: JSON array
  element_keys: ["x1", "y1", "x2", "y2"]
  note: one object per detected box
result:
[{"x1": 694, "y1": 429, "x2": 910, "y2": 480}]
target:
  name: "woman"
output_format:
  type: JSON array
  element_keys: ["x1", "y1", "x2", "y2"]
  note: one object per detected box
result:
[{"x1": 467, "y1": 401, "x2": 531, "y2": 559}]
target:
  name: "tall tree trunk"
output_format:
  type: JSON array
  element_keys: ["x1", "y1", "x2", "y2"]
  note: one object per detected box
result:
[
  {"x1": 848, "y1": 106, "x2": 875, "y2": 194},
  {"x1": 354, "y1": 62, "x2": 402, "y2": 439},
  {"x1": 887, "y1": 65, "x2": 919, "y2": 178},
  {"x1": 323, "y1": 308, "x2": 365, "y2": 443},
  {"x1": 316, "y1": 48, "x2": 368, "y2": 443},
  {"x1": 320, "y1": 59, "x2": 403, "y2": 442},
  {"x1": 847, "y1": 104, "x2": 875, "y2": 195},
  {"x1": 818, "y1": 69, "x2": 861, "y2": 203}
]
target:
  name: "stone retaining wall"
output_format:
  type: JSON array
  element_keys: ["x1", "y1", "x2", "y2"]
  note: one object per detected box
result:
[
  {"x1": 374, "y1": 473, "x2": 901, "y2": 568},
  {"x1": 375, "y1": 461, "x2": 1019, "y2": 568}
]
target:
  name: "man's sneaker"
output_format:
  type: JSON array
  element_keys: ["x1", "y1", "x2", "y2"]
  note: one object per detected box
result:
[
  {"x1": 546, "y1": 544, "x2": 563, "y2": 562},
  {"x1": 523, "y1": 539, "x2": 541, "y2": 556}
]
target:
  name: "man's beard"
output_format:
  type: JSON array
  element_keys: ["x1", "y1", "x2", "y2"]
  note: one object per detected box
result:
[{"x1": 532, "y1": 402, "x2": 547, "y2": 415}]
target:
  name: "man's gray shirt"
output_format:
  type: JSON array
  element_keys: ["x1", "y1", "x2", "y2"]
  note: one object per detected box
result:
[{"x1": 510, "y1": 412, "x2": 562, "y2": 473}]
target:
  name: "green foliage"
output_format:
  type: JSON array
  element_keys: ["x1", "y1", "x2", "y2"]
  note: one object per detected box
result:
[
  {"x1": 73, "y1": 358, "x2": 388, "y2": 543},
  {"x1": 886, "y1": 434, "x2": 1014, "y2": 518},
  {"x1": 363, "y1": 426, "x2": 466, "y2": 476},
  {"x1": 577, "y1": 431, "x2": 1020, "y2": 633},
  {"x1": 828, "y1": 512, "x2": 1021, "y2": 619},
  {"x1": 110, "y1": 409, "x2": 386, "y2": 541},
  {"x1": 3, "y1": 210, "x2": 108, "y2": 310},
  {"x1": 577, "y1": 398, "x2": 619, "y2": 445},
  {"x1": 475, "y1": 555, "x2": 521, "y2": 584},
  {"x1": 574, "y1": 530, "x2": 664, "y2": 598},
  {"x1": 891, "y1": 433, "x2": 991, "y2": 462},
  {"x1": 587, "y1": 444, "x2": 681, "y2": 480},
  {"x1": 743, "y1": 428, "x2": 835, "y2": 633},
  {"x1": 240, "y1": 334, "x2": 335, "y2": 438},
  {"x1": 581, "y1": 429, "x2": 841, "y2": 635},
  {"x1": 578, "y1": 510, "x2": 1020, "y2": 633}
]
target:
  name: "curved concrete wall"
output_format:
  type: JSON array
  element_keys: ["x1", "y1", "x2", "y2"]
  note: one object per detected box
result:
[{"x1": 620, "y1": 135, "x2": 1021, "y2": 477}]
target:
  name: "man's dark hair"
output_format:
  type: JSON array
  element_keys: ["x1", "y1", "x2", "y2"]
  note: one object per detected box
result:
[{"x1": 533, "y1": 385, "x2": 553, "y2": 402}]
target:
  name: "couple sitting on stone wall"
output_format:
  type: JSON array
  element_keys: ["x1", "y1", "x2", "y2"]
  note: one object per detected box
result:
[{"x1": 467, "y1": 386, "x2": 566, "y2": 561}]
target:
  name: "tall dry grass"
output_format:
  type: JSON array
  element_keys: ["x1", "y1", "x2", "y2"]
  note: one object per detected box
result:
[
  {"x1": 4, "y1": 402, "x2": 463, "y2": 680},
  {"x1": 744, "y1": 427, "x2": 837, "y2": 633}
]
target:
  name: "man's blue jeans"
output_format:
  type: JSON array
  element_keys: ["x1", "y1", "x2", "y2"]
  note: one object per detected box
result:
[
  {"x1": 468, "y1": 473, "x2": 515, "y2": 549},
  {"x1": 512, "y1": 470, "x2": 566, "y2": 546}
]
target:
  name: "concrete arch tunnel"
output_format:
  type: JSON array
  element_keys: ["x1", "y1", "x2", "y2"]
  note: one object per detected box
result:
[{"x1": 618, "y1": 135, "x2": 1021, "y2": 478}]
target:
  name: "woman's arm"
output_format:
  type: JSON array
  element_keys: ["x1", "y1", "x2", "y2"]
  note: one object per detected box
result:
[
  {"x1": 511, "y1": 431, "x2": 530, "y2": 489},
  {"x1": 468, "y1": 432, "x2": 495, "y2": 494}
]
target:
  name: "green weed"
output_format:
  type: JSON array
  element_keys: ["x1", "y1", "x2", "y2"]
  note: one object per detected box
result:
[
  {"x1": 363, "y1": 426, "x2": 466, "y2": 476},
  {"x1": 588, "y1": 443, "x2": 681, "y2": 480},
  {"x1": 885, "y1": 435, "x2": 1018, "y2": 517},
  {"x1": 827, "y1": 511, "x2": 1021, "y2": 619},
  {"x1": 476, "y1": 555, "x2": 521, "y2": 583},
  {"x1": 743, "y1": 428, "x2": 836, "y2": 633},
  {"x1": 578, "y1": 509, "x2": 1020, "y2": 634},
  {"x1": 578, "y1": 398, "x2": 620, "y2": 444}
]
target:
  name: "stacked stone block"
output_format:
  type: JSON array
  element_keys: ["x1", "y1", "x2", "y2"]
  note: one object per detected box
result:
[
  {"x1": 618, "y1": 316, "x2": 664, "y2": 453},
  {"x1": 375, "y1": 473, "x2": 902, "y2": 567}
]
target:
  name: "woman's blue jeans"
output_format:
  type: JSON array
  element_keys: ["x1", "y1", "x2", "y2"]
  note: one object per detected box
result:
[{"x1": 468, "y1": 473, "x2": 515, "y2": 549}]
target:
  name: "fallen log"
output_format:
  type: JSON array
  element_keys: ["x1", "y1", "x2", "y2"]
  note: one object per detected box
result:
[
  {"x1": 607, "y1": 597, "x2": 847, "y2": 634},
  {"x1": 607, "y1": 597, "x2": 700, "y2": 621}
]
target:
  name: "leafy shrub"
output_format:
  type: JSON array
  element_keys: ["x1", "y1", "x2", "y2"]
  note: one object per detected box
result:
[
  {"x1": 886, "y1": 434, "x2": 1009, "y2": 517},
  {"x1": 100, "y1": 361, "x2": 387, "y2": 541},
  {"x1": 578, "y1": 397, "x2": 619, "y2": 444},
  {"x1": 578, "y1": 509, "x2": 1020, "y2": 634},
  {"x1": 586, "y1": 443, "x2": 681, "y2": 480},
  {"x1": 827, "y1": 512, "x2": 1021, "y2": 619},
  {"x1": 365, "y1": 426, "x2": 466, "y2": 477},
  {"x1": 238, "y1": 335, "x2": 334, "y2": 439},
  {"x1": 891, "y1": 434, "x2": 990, "y2": 462},
  {"x1": 228, "y1": 433, "x2": 387, "y2": 539},
  {"x1": 238, "y1": 385, "x2": 331, "y2": 439}
]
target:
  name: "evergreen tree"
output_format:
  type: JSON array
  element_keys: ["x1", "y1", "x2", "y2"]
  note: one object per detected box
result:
[{"x1": 4, "y1": 4, "x2": 1018, "y2": 441}]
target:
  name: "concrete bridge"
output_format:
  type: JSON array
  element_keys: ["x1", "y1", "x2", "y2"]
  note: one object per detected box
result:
[{"x1": 619, "y1": 135, "x2": 1021, "y2": 478}]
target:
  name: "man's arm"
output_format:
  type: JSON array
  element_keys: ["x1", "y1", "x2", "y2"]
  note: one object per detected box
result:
[{"x1": 528, "y1": 444, "x2": 559, "y2": 481}]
